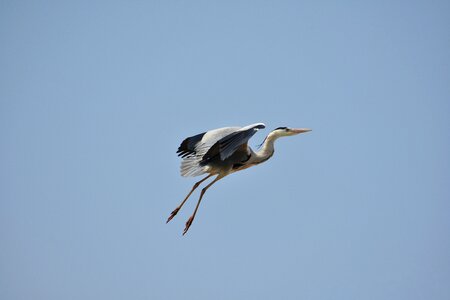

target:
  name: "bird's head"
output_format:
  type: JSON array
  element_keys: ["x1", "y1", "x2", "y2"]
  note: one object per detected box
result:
[{"x1": 270, "y1": 126, "x2": 312, "y2": 138}]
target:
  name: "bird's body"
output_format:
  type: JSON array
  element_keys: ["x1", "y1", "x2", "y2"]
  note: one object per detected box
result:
[
  {"x1": 178, "y1": 123, "x2": 267, "y2": 177},
  {"x1": 167, "y1": 122, "x2": 311, "y2": 235}
]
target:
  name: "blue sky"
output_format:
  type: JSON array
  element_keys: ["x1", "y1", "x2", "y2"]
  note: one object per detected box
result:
[{"x1": 1, "y1": 1, "x2": 449, "y2": 299}]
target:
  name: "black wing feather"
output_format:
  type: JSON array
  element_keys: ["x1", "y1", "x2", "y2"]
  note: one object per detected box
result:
[
  {"x1": 176, "y1": 132, "x2": 206, "y2": 158},
  {"x1": 200, "y1": 124, "x2": 263, "y2": 165}
]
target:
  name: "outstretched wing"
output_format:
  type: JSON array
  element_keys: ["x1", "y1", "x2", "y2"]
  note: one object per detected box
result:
[
  {"x1": 177, "y1": 126, "x2": 240, "y2": 177},
  {"x1": 200, "y1": 123, "x2": 265, "y2": 165}
]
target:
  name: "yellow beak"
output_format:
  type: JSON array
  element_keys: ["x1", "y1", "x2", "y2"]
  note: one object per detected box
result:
[{"x1": 291, "y1": 128, "x2": 312, "y2": 134}]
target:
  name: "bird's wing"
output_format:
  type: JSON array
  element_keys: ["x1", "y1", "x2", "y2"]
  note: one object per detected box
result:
[
  {"x1": 177, "y1": 126, "x2": 240, "y2": 176},
  {"x1": 176, "y1": 131, "x2": 207, "y2": 158},
  {"x1": 177, "y1": 127, "x2": 240, "y2": 158},
  {"x1": 201, "y1": 123, "x2": 265, "y2": 164}
]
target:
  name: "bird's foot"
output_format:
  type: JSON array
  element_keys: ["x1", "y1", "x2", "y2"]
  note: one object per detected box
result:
[
  {"x1": 182, "y1": 216, "x2": 194, "y2": 235},
  {"x1": 166, "y1": 207, "x2": 180, "y2": 223}
]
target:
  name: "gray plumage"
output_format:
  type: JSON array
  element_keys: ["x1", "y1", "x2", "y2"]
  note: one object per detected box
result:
[
  {"x1": 169, "y1": 122, "x2": 311, "y2": 235},
  {"x1": 177, "y1": 123, "x2": 265, "y2": 177}
]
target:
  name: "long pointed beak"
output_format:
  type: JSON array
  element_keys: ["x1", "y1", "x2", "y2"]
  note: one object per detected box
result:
[{"x1": 291, "y1": 128, "x2": 312, "y2": 134}]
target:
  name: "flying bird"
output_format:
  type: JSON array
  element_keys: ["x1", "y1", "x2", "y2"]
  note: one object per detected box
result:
[{"x1": 167, "y1": 123, "x2": 311, "y2": 235}]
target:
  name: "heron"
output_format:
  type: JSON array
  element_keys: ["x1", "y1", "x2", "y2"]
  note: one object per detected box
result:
[{"x1": 167, "y1": 123, "x2": 311, "y2": 235}]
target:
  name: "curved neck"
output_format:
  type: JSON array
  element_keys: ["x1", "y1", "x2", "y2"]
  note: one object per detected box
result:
[{"x1": 253, "y1": 132, "x2": 279, "y2": 163}]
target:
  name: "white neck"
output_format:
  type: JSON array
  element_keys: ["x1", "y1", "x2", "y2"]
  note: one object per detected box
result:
[{"x1": 252, "y1": 131, "x2": 282, "y2": 163}]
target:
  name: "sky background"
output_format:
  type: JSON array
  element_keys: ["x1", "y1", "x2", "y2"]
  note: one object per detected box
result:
[{"x1": 1, "y1": 1, "x2": 449, "y2": 299}]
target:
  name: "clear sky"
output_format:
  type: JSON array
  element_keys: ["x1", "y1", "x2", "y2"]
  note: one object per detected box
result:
[{"x1": 1, "y1": 1, "x2": 449, "y2": 299}]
